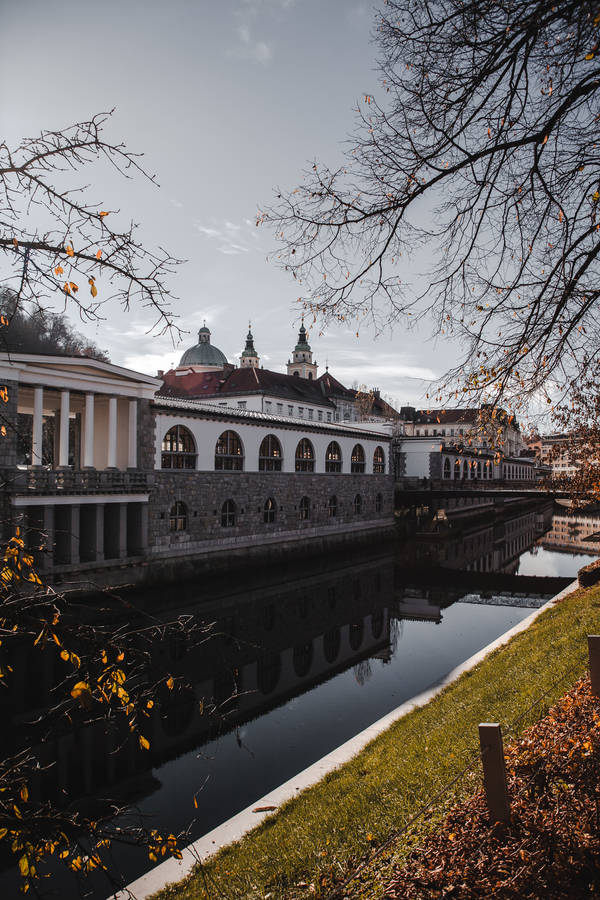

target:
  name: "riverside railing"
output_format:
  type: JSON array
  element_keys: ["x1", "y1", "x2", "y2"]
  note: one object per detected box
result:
[{"x1": 5, "y1": 468, "x2": 152, "y2": 495}]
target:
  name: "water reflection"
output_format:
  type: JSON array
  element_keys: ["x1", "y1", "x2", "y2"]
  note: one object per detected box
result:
[{"x1": 1, "y1": 499, "x2": 592, "y2": 897}]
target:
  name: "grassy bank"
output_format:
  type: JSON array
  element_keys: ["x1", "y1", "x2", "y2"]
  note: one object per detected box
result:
[{"x1": 155, "y1": 583, "x2": 600, "y2": 900}]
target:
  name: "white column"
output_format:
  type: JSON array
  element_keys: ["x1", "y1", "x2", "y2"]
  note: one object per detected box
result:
[
  {"x1": 128, "y1": 399, "x2": 138, "y2": 469},
  {"x1": 32, "y1": 386, "x2": 44, "y2": 465},
  {"x1": 83, "y1": 393, "x2": 95, "y2": 468},
  {"x1": 107, "y1": 396, "x2": 117, "y2": 468},
  {"x1": 58, "y1": 390, "x2": 70, "y2": 468}
]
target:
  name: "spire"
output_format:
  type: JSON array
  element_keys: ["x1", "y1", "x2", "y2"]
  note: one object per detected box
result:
[
  {"x1": 294, "y1": 315, "x2": 311, "y2": 352},
  {"x1": 240, "y1": 322, "x2": 260, "y2": 368}
]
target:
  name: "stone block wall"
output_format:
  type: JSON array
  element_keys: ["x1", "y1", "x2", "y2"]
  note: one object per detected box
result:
[
  {"x1": 138, "y1": 399, "x2": 155, "y2": 471},
  {"x1": 150, "y1": 471, "x2": 393, "y2": 551}
]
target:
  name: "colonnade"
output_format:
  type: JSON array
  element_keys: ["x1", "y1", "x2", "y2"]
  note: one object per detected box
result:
[
  {"x1": 30, "y1": 386, "x2": 138, "y2": 469},
  {"x1": 17, "y1": 500, "x2": 148, "y2": 568}
]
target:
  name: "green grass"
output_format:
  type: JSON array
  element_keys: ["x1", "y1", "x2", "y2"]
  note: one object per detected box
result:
[{"x1": 154, "y1": 583, "x2": 600, "y2": 900}]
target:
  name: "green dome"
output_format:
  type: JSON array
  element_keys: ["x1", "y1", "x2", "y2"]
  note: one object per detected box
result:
[{"x1": 179, "y1": 327, "x2": 228, "y2": 367}]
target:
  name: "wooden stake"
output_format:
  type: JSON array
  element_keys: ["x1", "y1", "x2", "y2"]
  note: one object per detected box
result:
[
  {"x1": 588, "y1": 635, "x2": 600, "y2": 697},
  {"x1": 478, "y1": 722, "x2": 510, "y2": 825}
]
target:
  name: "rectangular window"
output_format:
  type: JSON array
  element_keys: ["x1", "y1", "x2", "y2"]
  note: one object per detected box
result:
[
  {"x1": 318, "y1": 410, "x2": 323, "y2": 421},
  {"x1": 237, "y1": 401, "x2": 246, "y2": 409},
  {"x1": 308, "y1": 409, "x2": 313, "y2": 420},
  {"x1": 298, "y1": 407, "x2": 304, "y2": 418},
  {"x1": 288, "y1": 405, "x2": 294, "y2": 416},
  {"x1": 327, "y1": 412, "x2": 332, "y2": 422},
  {"x1": 277, "y1": 403, "x2": 283, "y2": 415},
  {"x1": 451, "y1": 428, "x2": 454, "y2": 436},
  {"x1": 416, "y1": 429, "x2": 420, "y2": 436},
  {"x1": 265, "y1": 401, "x2": 272, "y2": 412}
]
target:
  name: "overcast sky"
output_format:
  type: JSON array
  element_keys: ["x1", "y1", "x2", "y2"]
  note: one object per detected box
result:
[{"x1": 1, "y1": 0, "x2": 463, "y2": 407}]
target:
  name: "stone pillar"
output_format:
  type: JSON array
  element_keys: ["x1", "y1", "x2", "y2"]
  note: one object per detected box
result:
[
  {"x1": 83, "y1": 393, "x2": 95, "y2": 469},
  {"x1": 69, "y1": 504, "x2": 80, "y2": 565},
  {"x1": 58, "y1": 390, "x2": 70, "y2": 468},
  {"x1": 95, "y1": 504, "x2": 105, "y2": 562},
  {"x1": 32, "y1": 386, "x2": 44, "y2": 466},
  {"x1": 41, "y1": 505, "x2": 55, "y2": 570},
  {"x1": 107, "y1": 397, "x2": 117, "y2": 469},
  {"x1": 128, "y1": 400, "x2": 138, "y2": 469},
  {"x1": 117, "y1": 503, "x2": 127, "y2": 559}
]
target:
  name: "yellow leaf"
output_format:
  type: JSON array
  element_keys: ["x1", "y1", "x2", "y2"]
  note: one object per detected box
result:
[
  {"x1": 146, "y1": 699, "x2": 154, "y2": 709},
  {"x1": 99, "y1": 211, "x2": 109, "y2": 218},
  {"x1": 60, "y1": 649, "x2": 69, "y2": 662},
  {"x1": 166, "y1": 676, "x2": 174, "y2": 691},
  {"x1": 71, "y1": 681, "x2": 92, "y2": 707},
  {"x1": 20, "y1": 784, "x2": 28, "y2": 803},
  {"x1": 139, "y1": 735, "x2": 150, "y2": 750},
  {"x1": 65, "y1": 245, "x2": 74, "y2": 257},
  {"x1": 90, "y1": 284, "x2": 98, "y2": 298},
  {"x1": 0, "y1": 828, "x2": 7, "y2": 840},
  {"x1": 96, "y1": 249, "x2": 102, "y2": 259},
  {"x1": 54, "y1": 265, "x2": 64, "y2": 276},
  {"x1": 18, "y1": 855, "x2": 29, "y2": 876}
]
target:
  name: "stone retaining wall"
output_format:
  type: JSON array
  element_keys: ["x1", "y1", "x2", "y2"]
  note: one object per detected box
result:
[{"x1": 150, "y1": 471, "x2": 393, "y2": 552}]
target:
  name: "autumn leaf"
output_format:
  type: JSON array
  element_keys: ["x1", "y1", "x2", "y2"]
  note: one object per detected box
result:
[
  {"x1": 139, "y1": 735, "x2": 150, "y2": 750},
  {"x1": 99, "y1": 211, "x2": 109, "y2": 218},
  {"x1": 71, "y1": 680, "x2": 93, "y2": 708},
  {"x1": 54, "y1": 265, "x2": 64, "y2": 276},
  {"x1": 166, "y1": 675, "x2": 174, "y2": 691},
  {"x1": 95, "y1": 249, "x2": 102, "y2": 259},
  {"x1": 65, "y1": 245, "x2": 74, "y2": 257}
]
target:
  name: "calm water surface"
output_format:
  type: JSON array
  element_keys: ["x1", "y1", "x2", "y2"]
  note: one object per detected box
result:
[{"x1": 1, "y1": 503, "x2": 595, "y2": 898}]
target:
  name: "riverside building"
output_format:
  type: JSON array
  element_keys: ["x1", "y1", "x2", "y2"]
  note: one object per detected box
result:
[{"x1": 0, "y1": 323, "x2": 394, "y2": 587}]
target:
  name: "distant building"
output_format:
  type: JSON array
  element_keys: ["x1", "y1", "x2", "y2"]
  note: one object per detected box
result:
[{"x1": 159, "y1": 320, "x2": 399, "y2": 427}]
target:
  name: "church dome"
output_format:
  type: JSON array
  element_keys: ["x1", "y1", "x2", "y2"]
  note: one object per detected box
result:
[{"x1": 179, "y1": 326, "x2": 228, "y2": 368}]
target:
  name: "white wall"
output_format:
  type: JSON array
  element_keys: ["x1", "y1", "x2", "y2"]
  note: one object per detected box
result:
[{"x1": 154, "y1": 411, "x2": 389, "y2": 475}]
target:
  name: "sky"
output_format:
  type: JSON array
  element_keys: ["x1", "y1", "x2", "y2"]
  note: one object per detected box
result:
[{"x1": 0, "y1": 0, "x2": 463, "y2": 408}]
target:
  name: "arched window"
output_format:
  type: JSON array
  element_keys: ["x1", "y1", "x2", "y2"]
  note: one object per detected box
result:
[
  {"x1": 169, "y1": 500, "x2": 187, "y2": 531},
  {"x1": 221, "y1": 499, "x2": 236, "y2": 527},
  {"x1": 454, "y1": 459, "x2": 461, "y2": 479},
  {"x1": 477, "y1": 461, "x2": 482, "y2": 478},
  {"x1": 443, "y1": 458, "x2": 451, "y2": 479},
  {"x1": 351, "y1": 444, "x2": 365, "y2": 473},
  {"x1": 470, "y1": 460, "x2": 476, "y2": 479},
  {"x1": 463, "y1": 460, "x2": 469, "y2": 479},
  {"x1": 264, "y1": 497, "x2": 276, "y2": 524},
  {"x1": 293, "y1": 642, "x2": 313, "y2": 678},
  {"x1": 325, "y1": 441, "x2": 342, "y2": 473},
  {"x1": 373, "y1": 446, "x2": 385, "y2": 474},
  {"x1": 353, "y1": 493, "x2": 362, "y2": 515},
  {"x1": 375, "y1": 492, "x2": 383, "y2": 513},
  {"x1": 259, "y1": 435, "x2": 282, "y2": 471},
  {"x1": 328, "y1": 495, "x2": 338, "y2": 518},
  {"x1": 349, "y1": 621, "x2": 364, "y2": 651},
  {"x1": 295, "y1": 439, "x2": 314, "y2": 472},
  {"x1": 161, "y1": 425, "x2": 197, "y2": 469},
  {"x1": 323, "y1": 628, "x2": 341, "y2": 663},
  {"x1": 257, "y1": 651, "x2": 281, "y2": 695},
  {"x1": 299, "y1": 496, "x2": 311, "y2": 520},
  {"x1": 215, "y1": 431, "x2": 244, "y2": 470},
  {"x1": 371, "y1": 610, "x2": 384, "y2": 640}
]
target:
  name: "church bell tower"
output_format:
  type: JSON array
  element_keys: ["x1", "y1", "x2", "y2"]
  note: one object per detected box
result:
[
  {"x1": 287, "y1": 317, "x2": 318, "y2": 380},
  {"x1": 240, "y1": 323, "x2": 260, "y2": 368}
]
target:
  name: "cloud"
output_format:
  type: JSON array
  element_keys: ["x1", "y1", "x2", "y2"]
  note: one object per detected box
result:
[
  {"x1": 194, "y1": 219, "x2": 257, "y2": 255},
  {"x1": 231, "y1": 0, "x2": 296, "y2": 64}
]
